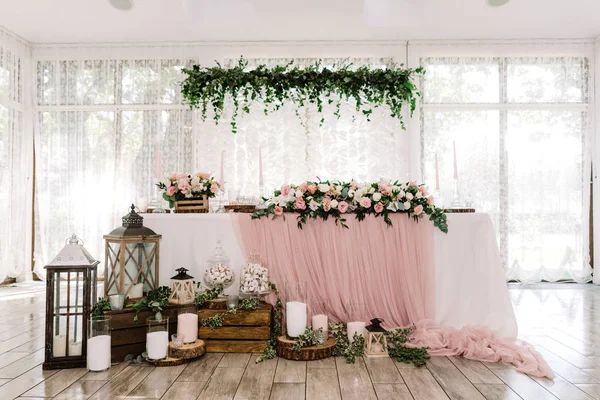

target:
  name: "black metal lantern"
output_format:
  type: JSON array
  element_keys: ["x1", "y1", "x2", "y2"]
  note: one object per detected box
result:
[
  {"x1": 169, "y1": 267, "x2": 195, "y2": 305},
  {"x1": 43, "y1": 234, "x2": 98, "y2": 370},
  {"x1": 103, "y1": 204, "x2": 162, "y2": 298}
]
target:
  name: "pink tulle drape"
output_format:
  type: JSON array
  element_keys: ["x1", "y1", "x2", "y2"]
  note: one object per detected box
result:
[{"x1": 232, "y1": 213, "x2": 554, "y2": 379}]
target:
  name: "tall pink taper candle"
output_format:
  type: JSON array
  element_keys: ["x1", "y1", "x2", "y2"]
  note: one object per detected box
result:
[
  {"x1": 453, "y1": 141, "x2": 458, "y2": 180},
  {"x1": 155, "y1": 144, "x2": 161, "y2": 179},
  {"x1": 219, "y1": 150, "x2": 225, "y2": 187},
  {"x1": 435, "y1": 153, "x2": 440, "y2": 191},
  {"x1": 258, "y1": 147, "x2": 264, "y2": 186}
]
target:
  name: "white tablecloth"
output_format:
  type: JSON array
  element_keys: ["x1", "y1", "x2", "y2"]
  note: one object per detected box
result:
[{"x1": 144, "y1": 212, "x2": 517, "y2": 338}]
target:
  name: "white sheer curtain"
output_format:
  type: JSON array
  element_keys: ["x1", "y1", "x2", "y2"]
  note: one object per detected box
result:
[
  {"x1": 34, "y1": 56, "x2": 192, "y2": 274},
  {"x1": 412, "y1": 44, "x2": 592, "y2": 283},
  {"x1": 0, "y1": 27, "x2": 32, "y2": 282},
  {"x1": 193, "y1": 57, "x2": 410, "y2": 195}
]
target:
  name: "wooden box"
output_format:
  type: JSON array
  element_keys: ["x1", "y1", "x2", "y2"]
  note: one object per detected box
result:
[
  {"x1": 175, "y1": 196, "x2": 209, "y2": 213},
  {"x1": 199, "y1": 302, "x2": 272, "y2": 353},
  {"x1": 104, "y1": 306, "x2": 182, "y2": 363}
]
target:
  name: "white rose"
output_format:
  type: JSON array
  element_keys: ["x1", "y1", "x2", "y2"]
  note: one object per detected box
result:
[
  {"x1": 318, "y1": 183, "x2": 330, "y2": 193},
  {"x1": 309, "y1": 199, "x2": 320, "y2": 211},
  {"x1": 295, "y1": 189, "x2": 303, "y2": 198},
  {"x1": 386, "y1": 202, "x2": 398, "y2": 211},
  {"x1": 191, "y1": 176, "x2": 200, "y2": 186},
  {"x1": 330, "y1": 199, "x2": 338, "y2": 209},
  {"x1": 404, "y1": 201, "x2": 411, "y2": 210},
  {"x1": 406, "y1": 192, "x2": 414, "y2": 201},
  {"x1": 372, "y1": 193, "x2": 382, "y2": 202},
  {"x1": 348, "y1": 189, "x2": 356, "y2": 198},
  {"x1": 369, "y1": 187, "x2": 375, "y2": 194},
  {"x1": 336, "y1": 185, "x2": 343, "y2": 193},
  {"x1": 416, "y1": 192, "x2": 422, "y2": 199},
  {"x1": 399, "y1": 190, "x2": 406, "y2": 198},
  {"x1": 357, "y1": 182, "x2": 365, "y2": 189}
]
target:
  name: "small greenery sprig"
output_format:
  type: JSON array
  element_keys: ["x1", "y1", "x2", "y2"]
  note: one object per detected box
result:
[
  {"x1": 194, "y1": 284, "x2": 224, "y2": 308},
  {"x1": 201, "y1": 313, "x2": 225, "y2": 330},
  {"x1": 91, "y1": 298, "x2": 111, "y2": 317},
  {"x1": 200, "y1": 297, "x2": 260, "y2": 330},
  {"x1": 291, "y1": 327, "x2": 323, "y2": 351},
  {"x1": 330, "y1": 323, "x2": 365, "y2": 364},
  {"x1": 181, "y1": 57, "x2": 425, "y2": 134},
  {"x1": 131, "y1": 286, "x2": 172, "y2": 322},
  {"x1": 256, "y1": 282, "x2": 283, "y2": 363},
  {"x1": 385, "y1": 325, "x2": 430, "y2": 367}
]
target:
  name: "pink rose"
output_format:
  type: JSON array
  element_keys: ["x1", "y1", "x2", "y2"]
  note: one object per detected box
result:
[
  {"x1": 176, "y1": 173, "x2": 188, "y2": 180},
  {"x1": 419, "y1": 186, "x2": 427, "y2": 196},
  {"x1": 374, "y1": 202, "x2": 384, "y2": 213},
  {"x1": 359, "y1": 197, "x2": 372, "y2": 208},
  {"x1": 307, "y1": 184, "x2": 317, "y2": 195},
  {"x1": 409, "y1": 181, "x2": 417, "y2": 187},
  {"x1": 196, "y1": 172, "x2": 210, "y2": 180},
  {"x1": 169, "y1": 174, "x2": 177, "y2": 181},
  {"x1": 414, "y1": 204, "x2": 424, "y2": 215},
  {"x1": 210, "y1": 184, "x2": 220, "y2": 194},
  {"x1": 166, "y1": 186, "x2": 176, "y2": 196},
  {"x1": 379, "y1": 184, "x2": 392, "y2": 196},
  {"x1": 396, "y1": 193, "x2": 404, "y2": 201},
  {"x1": 178, "y1": 181, "x2": 190, "y2": 191},
  {"x1": 281, "y1": 185, "x2": 291, "y2": 196},
  {"x1": 274, "y1": 206, "x2": 284, "y2": 216},
  {"x1": 338, "y1": 201, "x2": 349, "y2": 213},
  {"x1": 322, "y1": 197, "x2": 332, "y2": 212},
  {"x1": 350, "y1": 180, "x2": 358, "y2": 190},
  {"x1": 294, "y1": 198, "x2": 307, "y2": 210},
  {"x1": 427, "y1": 196, "x2": 434, "y2": 205},
  {"x1": 299, "y1": 182, "x2": 309, "y2": 192}
]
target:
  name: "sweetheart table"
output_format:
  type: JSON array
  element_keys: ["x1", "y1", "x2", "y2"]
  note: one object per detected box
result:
[{"x1": 144, "y1": 212, "x2": 517, "y2": 338}]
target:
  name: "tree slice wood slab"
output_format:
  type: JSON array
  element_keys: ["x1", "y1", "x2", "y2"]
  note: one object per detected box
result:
[
  {"x1": 168, "y1": 339, "x2": 206, "y2": 360},
  {"x1": 146, "y1": 356, "x2": 191, "y2": 367},
  {"x1": 276, "y1": 336, "x2": 336, "y2": 361},
  {"x1": 205, "y1": 298, "x2": 228, "y2": 310}
]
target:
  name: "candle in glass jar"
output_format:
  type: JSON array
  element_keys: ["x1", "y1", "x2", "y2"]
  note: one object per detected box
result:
[
  {"x1": 286, "y1": 301, "x2": 307, "y2": 337},
  {"x1": 146, "y1": 331, "x2": 169, "y2": 360},
  {"x1": 69, "y1": 341, "x2": 82, "y2": 356},
  {"x1": 130, "y1": 283, "x2": 144, "y2": 298},
  {"x1": 87, "y1": 335, "x2": 111, "y2": 371},
  {"x1": 177, "y1": 313, "x2": 198, "y2": 344},
  {"x1": 347, "y1": 321, "x2": 366, "y2": 344},
  {"x1": 53, "y1": 335, "x2": 66, "y2": 357},
  {"x1": 311, "y1": 314, "x2": 328, "y2": 334}
]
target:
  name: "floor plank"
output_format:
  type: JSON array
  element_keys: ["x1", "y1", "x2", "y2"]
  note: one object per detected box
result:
[
  {"x1": 198, "y1": 367, "x2": 245, "y2": 400},
  {"x1": 21, "y1": 368, "x2": 87, "y2": 398},
  {"x1": 161, "y1": 381, "x2": 206, "y2": 400},
  {"x1": 306, "y1": 357, "x2": 336, "y2": 369},
  {"x1": 531, "y1": 374, "x2": 594, "y2": 400},
  {"x1": 52, "y1": 380, "x2": 107, "y2": 400},
  {"x1": 233, "y1": 355, "x2": 278, "y2": 400},
  {"x1": 535, "y1": 347, "x2": 600, "y2": 384},
  {"x1": 177, "y1": 353, "x2": 223, "y2": 382},
  {"x1": 474, "y1": 383, "x2": 523, "y2": 400},
  {"x1": 577, "y1": 384, "x2": 600, "y2": 399},
  {"x1": 273, "y1": 358, "x2": 306, "y2": 383},
  {"x1": 306, "y1": 367, "x2": 341, "y2": 400},
  {"x1": 426, "y1": 356, "x2": 485, "y2": 400},
  {"x1": 79, "y1": 361, "x2": 129, "y2": 381},
  {"x1": 0, "y1": 365, "x2": 57, "y2": 400},
  {"x1": 218, "y1": 353, "x2": 252, "y2": 368},
  {"x1": 400, "y1": 368, "x2": 449, "y2": 400},
  {"x1": 335, "y1": 356, "x2": 377, "y2": 400},
  {"x1": 491, "y1": 369, "x2": 556, "y2": 400},
  {"x1": 373, "y1": 383, "x2": 414, "y2": 399},
  {"x1": 127, "y1": 364, "x2": 186, "y2": 399},
  {"x1": 87, "y1": 365, "x2": 154, "y2": 400},
  {"x1": 363, "y1": 356, "x2": 403, "y2": 384},
  {"x1": 0, "y1": 349, "x2": 44, "y2": 379},
  {"x1": 448, "y1": 356, "x2": 503, "y2": 384},
  {"x1": 269, "y1": 383, "x2": 305, "y2": 400}
]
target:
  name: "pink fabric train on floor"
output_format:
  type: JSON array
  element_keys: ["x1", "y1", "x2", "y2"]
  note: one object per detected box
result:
[{"x1": 232, "y1": 213, "x2": 554, "y2": 379}]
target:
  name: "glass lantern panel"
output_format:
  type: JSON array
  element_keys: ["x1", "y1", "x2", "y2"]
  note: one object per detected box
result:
[
  {"x1": 125, "y1": 242, "x2": 157, "y2": 292},
  {"x1": 67, "y1": 315, "x2": 84, "y2": 356}
]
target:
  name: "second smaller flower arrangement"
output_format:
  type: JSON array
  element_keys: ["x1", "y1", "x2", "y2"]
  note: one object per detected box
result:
[{"x1": 156, "y1": 172, "x2": 221, "y2": 209}]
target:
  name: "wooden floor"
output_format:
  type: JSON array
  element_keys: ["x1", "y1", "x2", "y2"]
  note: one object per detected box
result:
[{"x1": 1, "y1": 283, "x2": 600, "y2": 399}]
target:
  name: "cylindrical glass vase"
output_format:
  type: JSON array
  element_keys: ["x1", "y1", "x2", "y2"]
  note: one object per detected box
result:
[
  {"x1": 177, "y1": 306, "x2": 198, "y2": 344},
  {"x1": 87, "y1": 316, "x2": 111, "y2": 371},
  {"x1": 147, "y1": 317, "x2": 169, "y2": 360},
  {"x1": 285, "y1": 281, "x2": 307, "y2": 338}
]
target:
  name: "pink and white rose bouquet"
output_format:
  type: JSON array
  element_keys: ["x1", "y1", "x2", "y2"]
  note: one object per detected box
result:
[{"x1": 156, "y1": 172, "x2": 222, "y2": 208}]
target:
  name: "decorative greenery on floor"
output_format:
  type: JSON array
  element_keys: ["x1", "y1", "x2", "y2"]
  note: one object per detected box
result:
[
  {"x1": 291, "y1": 327, "x2": 324, "y2": 351},
  {"x1": 256, "y1": 282, "x2": 283, "y2": 363},
  {"x1": 330, "y1": 323, "x2": 366, "y2": 363},
  {"x1": 181, "y1": 57, "x2": 425, "y2": 133},
  {"x1": 385, "y1": 325, "x2": 430, "y2": 367}
]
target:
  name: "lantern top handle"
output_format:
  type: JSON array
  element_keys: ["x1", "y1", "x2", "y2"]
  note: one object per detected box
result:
[{"x1": 66, "y1": 233, "x2": 84, "y2": 245}]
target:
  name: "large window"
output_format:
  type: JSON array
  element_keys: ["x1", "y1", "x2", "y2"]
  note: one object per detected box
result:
[{"x1": 420, "y1": 56, "x2": 591, "y2": 282}]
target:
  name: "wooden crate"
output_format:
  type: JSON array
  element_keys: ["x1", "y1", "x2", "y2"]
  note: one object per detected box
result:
[
  {"x1": 104, "y1": 306, "x2": 182, "y2": 363},
  {"x1": 199, "y1": 302, "x2": 272, "y2": 353},
  {"x1": 174, "y1": 197, "x2": 208, "y2": 213}
]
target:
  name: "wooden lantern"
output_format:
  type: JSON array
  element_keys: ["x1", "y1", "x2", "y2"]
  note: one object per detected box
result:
[
  {"x1": 169, "y1": 267, "x2": 195, "y2": 305},
  {"x1": 103, "y1": 204, "x2": 161, "y2": 298},
  {"x1": 43, "y1": 234, "x2": 98, "y2": 370},
  {"x1": 364, "y1": 318, "x2": 388, "y2": 358}
]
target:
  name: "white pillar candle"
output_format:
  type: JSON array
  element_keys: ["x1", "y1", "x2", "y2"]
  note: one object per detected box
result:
[
  {"x1": 68, "y1": 341, "x2": 82, "y2": 356},
  {"x1": 146, "y1": 331, "x2": 169, "y2": 360},
  {"x1": 286, "y1": 301, "x2": 307, "y2": 338},
  {"x1": 53, "y1": 335, "x2": 66, "y2": 357},
  {"x1": 87, "y1": 335, "x2": 111, "y2": 371},
  {"x1": 347, "y1": 321, "x2": 366, "y2": 344},
  {"x1": 130, "y1": 283, "x2": 144, "y2": 298},
  {"x1": 311, "y1": 314, "x2": 328, "y2": 334},
  {"x1": 177, "y1": 313, "x2": 198, "y2": 344}
]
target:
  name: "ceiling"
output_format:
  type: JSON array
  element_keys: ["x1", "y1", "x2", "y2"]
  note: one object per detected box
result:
[{"x1": 1, "y1": 0, "x2": 599, "y2": 44}]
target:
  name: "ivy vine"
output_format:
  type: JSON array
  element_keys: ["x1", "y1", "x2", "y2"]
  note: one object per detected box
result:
[{"x1": 181, "y1": 57, "x2": 425, "y2": 133}]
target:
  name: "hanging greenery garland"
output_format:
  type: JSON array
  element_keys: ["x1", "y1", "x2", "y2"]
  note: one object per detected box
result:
[{"x1": 181, "y1": 57, "x2": 425, "y2": 133}]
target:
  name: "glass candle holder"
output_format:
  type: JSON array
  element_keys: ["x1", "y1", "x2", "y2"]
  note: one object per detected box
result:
[
  {"x1": 285, "y1": 281, "x2": 307, "y2": 338},
  {"x1": 171, "y1": 334, "x2": 183, "y2": 348},
  {"x1": 227, "y1": 295, "x2": 239, "y2": 310},
  {"x1": 177, "y1": 306, "x2": 198, "y2": 344},
  {"x1": 147, "y1": 317, "x2": 169, "y2": 360},
  {"x1": 109, "y1": 294, "x2": 125, "y2": 311},
  {"x1": 87, "y1": 316, "x2": 111, "y2": 371}
]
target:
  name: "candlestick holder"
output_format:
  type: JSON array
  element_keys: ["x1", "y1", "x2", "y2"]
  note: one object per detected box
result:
[
  {"x1": 148, "y1": 187, "x2": 166, "y2": 214},
  {"x1": 450, "y1": 178, "x2": 463, "y2": 208}
]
